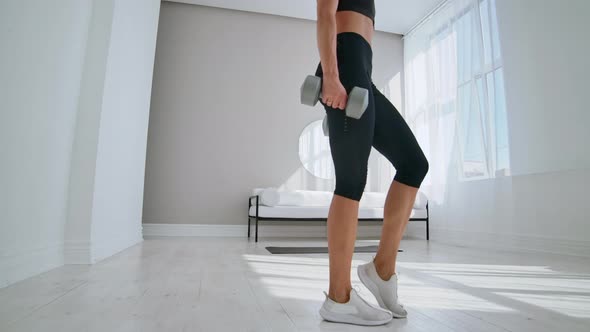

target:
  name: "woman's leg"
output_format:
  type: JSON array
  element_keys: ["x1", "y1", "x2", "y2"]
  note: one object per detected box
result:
[
  {"x1": 370, "y1": 84, "x2": 428, "y2": 280},
  {"x1": 327, "y1": 195, "x2": 359, "y2": 302},
  {"x1": 322, "y1": 76, "x2": 375, "y2": 303},
  {"x1": 315, "y1": 33, "x2": 394, "y2": 327},
  {"x1": 320, "y1": 104, "x2": 393, "y2": 325},
  {"x1": 374, "y1": 180, "x2": 418, "y2": 280}
]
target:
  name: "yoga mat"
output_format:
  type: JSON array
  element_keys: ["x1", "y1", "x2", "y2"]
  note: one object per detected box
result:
[{"x1": 265, "y1": 246, "x2": 403, "y2": 254}]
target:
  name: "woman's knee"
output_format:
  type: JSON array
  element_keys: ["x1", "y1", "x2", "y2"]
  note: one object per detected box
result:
[
  {"x1": 334, "y1": 173, "x2": 367, "y2": 201},
  {"x1": 395, "y1": 153, "x2": 429, "y2": 188},
  {"x1": 415, "y1": 152, "x2": 429, "y2": 180}
]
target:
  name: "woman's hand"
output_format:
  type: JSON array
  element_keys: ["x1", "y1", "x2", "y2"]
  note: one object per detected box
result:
[{"x1": 322, "y1": 74, "x2": 348, "y2": 110}]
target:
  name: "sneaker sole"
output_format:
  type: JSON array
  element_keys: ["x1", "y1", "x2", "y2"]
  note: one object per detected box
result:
[
  {"x1": 358, "y1": 264, "x2": 407, "y2": 319},
  {"x1": 319, "y1": 307, "x2": 391, "y2": 326}
]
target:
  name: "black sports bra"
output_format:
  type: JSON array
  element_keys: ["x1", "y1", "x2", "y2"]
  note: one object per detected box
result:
[{"x1": 337, "y1": 0, "x2": 375, "y2": 24}]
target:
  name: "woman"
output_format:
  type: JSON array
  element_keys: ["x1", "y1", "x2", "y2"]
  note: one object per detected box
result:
[{"x1": 315, "y1": 0, "x2": 429, "y2": 326}]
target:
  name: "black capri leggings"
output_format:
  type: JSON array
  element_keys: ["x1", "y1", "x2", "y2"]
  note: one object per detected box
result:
[{"x1": 315, "y1": 32, "x2": 429, "y2": 202}]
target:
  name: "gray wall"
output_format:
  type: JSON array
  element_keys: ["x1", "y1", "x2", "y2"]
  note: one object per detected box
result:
[{"x1": 143, "y1": 2, "x2": 404, "y2": 225}]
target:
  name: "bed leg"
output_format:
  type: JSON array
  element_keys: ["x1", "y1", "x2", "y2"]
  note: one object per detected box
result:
[
  {"x1": 426, "y1": 202, "x2": 430, "y2": 241},
  {"x1": 255, "y1": 195, "x2": 259, "y2": 242},
  {"x1": 255, "y1": 217, "x2": 259, "y2": 243},
  {"x1": 248, "y1": 197, "x2": 251, "y2": 238}
]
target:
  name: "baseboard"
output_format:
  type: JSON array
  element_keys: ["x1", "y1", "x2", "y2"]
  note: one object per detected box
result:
[
  {"x1": 92, "y1": 231, "x2": 144, "y2": 263},
  {"x1": 65, "y1": 227, "x2": 144, "y2": 264},
  {"x1": 432, "y1": 228, "x2": 590, "y2": 257},
  {"x1": 64, "y1": 240, "x2": 92, "y2": 264},
  {"x1": 0, "y1": 242, "x2": 64, "y2": 289},
  {"x1": 143, "y1": 223, "x2": 247, "y2": 237},
  {"x1": 142, "y1": 223, "x2": 392, "y2": 238}
]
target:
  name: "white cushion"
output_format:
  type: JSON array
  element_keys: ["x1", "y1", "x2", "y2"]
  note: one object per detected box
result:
[
  {"x1": 409, "y1": 209, "x2": 428, "y2": 219},
  {"x1": 260, "y1": 188, "x2": 280, "y2": 206},
  {"x1": 252, "y1": 188, "x2": 265, "y2": 196},
  {"x1": 251, "y1": 188, "x2": 428, "y2": 210},
  {"x1": 359, "y1": 192, "x2": 386, "y2": 208},
  {"x1": 294, "y1": 190, "x2": 333, "y2": 206},
  {"x1": 414, "y1": 191, "x2": 428, "y2": 209},
  {"x1": 252, "y1": 188, "x2": 310, "y2": 207},
  {"x1": 249, "y1": 206, "x2": 428, "y2": 219}
]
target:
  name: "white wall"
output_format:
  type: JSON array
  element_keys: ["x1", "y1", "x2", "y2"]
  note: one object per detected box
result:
[
  {"x1": 90, "y1": 0, "x2": 161, "y2": 261},
  {"x1": 143, "y1": 3, "x2": 405, "y2": 230},
  {"x1": 498, "y1": 0, "x2": 590, "y2": 175},
  {"x1": 0, "y1": 0, "x2": 93, "y2": 288},
  {"x1": 428, "y1": 0, "x2": 590, "y2": 256},
  {"x1": 65, "y1": 0, "x2": 116, "y2": 265},
  {"x1": 66, "y1": 0, "x2": 161, "y2": 264},
  {"x1": 1, "y1": 0, "x2": 160, "y2": 287}
]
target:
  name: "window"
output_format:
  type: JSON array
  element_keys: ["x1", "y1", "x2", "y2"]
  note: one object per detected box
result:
[{"x1": 404, "y1": 0, "x2": 510, "y2": 186}]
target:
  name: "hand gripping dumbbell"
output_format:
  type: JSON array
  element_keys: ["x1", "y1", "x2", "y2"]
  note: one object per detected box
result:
[{"x1": 300, "y1": 75, "x2": 369, "y2": 119}]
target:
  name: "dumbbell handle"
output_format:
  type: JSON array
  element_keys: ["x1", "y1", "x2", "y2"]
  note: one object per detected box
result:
[
  {"x1": 318, "y1": 88, "x2": 360, "y2": 103},
  {"x1": 316, "y1": 79, "x2": 366, "y2": 102},
  {"x1": 301, "y1": 75, "x2": 368, "y2": 119}
]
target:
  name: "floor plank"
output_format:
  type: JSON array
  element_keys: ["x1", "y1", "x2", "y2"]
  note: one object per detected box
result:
[{"x1": 1, "y1": 237, "x2": 589, "y2": 332}]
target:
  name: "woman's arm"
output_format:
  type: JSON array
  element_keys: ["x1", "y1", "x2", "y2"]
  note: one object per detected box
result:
[
  {"x1": 317, "y1": 0, "x2": 339, "y2": 78},
  {"x1": 317, "y1": 0, "x2": 347, "y2": 110}
]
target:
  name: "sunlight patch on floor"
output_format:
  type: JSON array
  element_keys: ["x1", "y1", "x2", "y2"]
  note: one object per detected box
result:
[
  {"x1": 431, "y1": 273, "x2": 590, "y2": 291},
  {"x1": 243, "y1": 254, "x2": 517, "y2": 312},
  {"x1": 402, "y1": 285, "x2": 514, "y2": 312},
  {"x1": 397, "y1": 262, "x2": 590, "y2": 317},
  {"x1": 398, "y1": 262, "x2": 555, "y2": 274},
  {"x1": 495, "y1": 292, "x2": 590, "y2": 318}
]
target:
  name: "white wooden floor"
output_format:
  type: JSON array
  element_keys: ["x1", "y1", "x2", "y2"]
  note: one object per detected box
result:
[{"x1": 1, "y1": 237, "x2": 590, "y2": 332}]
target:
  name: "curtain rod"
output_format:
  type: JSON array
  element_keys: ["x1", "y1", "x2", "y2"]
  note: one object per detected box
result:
[{"x1": 403, "y1": 0, "x2": 450, "y2": 39}]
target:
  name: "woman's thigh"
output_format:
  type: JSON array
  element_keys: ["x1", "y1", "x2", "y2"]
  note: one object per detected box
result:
[
  {"x1": 315, "y1": 66, "x2": 374, "y2": 199},
  {"x1": 371, "y1": 84, "x2": 426, "y2": 175},
  {"x1": 324, "y1": 80, "x2": 375, "y2": 187}
]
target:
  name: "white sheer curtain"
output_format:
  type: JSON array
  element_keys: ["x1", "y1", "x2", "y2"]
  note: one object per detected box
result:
[{"x1": 404, "y1": 0, "x2": 509, "y2": 201}]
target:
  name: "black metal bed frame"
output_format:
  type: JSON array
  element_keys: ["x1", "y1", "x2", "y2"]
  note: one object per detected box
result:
[{"x1": 247, "y1": 195, "x2": 429, "y2": 242}]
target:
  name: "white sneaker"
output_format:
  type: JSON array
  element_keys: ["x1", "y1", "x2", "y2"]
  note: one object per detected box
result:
[
  {"x1": 358, "y1": 260, "x2": 408, "y2": 318},
  {"x1": 319, "y1": 288, "x2": 393, "y2": 326}
]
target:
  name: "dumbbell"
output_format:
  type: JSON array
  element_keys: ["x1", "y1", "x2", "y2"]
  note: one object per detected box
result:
[
  {"x1": 322, "y1": 115, "x2": 329, "y2": 137},
  {"x1": 300, "y1": 75, "x2": 369, "y2": 119}
]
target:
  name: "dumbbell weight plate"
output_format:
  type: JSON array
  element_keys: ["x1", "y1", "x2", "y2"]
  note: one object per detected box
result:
[
  {"x1": 300, "y1": 75, "x2": 322, "y2": 106},
  {"x1": 345, "y1": 87, "x2": 369, "y2": 119},
  {"x1": 322, "y1": 115, "x2": 329, "y2": 137}
]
